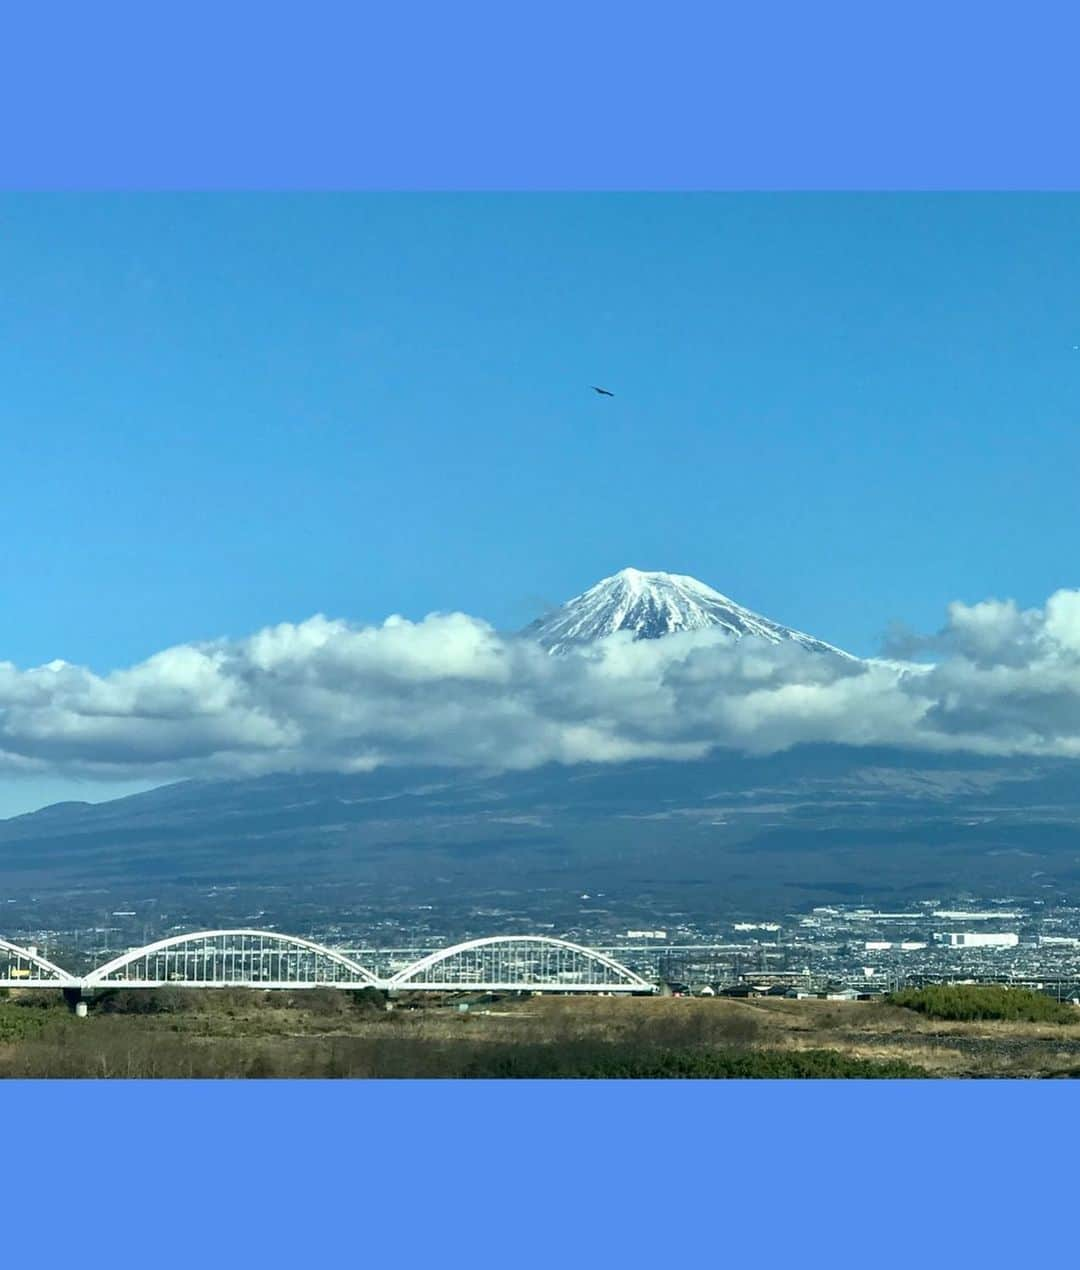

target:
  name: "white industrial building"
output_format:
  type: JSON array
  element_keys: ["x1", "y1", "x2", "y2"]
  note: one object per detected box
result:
[
  {"x1": 932, "y1": 911, "x2": 1022, "y2": 921},
  {"x1": 935, "y1": 932, "x2": 1019, "y2": 949}
]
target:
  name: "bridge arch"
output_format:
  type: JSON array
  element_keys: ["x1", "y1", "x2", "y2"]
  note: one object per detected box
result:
[
  {"x1": 388, "y1": 935, "x2": 653, "y2": 993},
  {"x1": 84, "y1": 929, "x2": 379, "y2": 989},
  {"x1": 0, "y1": 935, "x2": 79, "y2": 987}
]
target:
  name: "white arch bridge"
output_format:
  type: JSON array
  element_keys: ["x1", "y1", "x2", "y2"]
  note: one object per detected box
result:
[{"x1": 0, "y1": 931, "x2": 655, "y2": 995}]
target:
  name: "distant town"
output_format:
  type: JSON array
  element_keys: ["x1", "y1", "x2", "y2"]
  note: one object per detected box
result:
[{"x1": 9, "y1": 889, "x2": 1080, "y2": 1000}]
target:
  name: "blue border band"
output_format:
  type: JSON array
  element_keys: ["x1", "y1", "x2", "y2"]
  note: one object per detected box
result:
[
  {"x1": 4, "y1": 1080, "x2": 1077, "y2": 1264},
  {"x1": 4, "y1": 2, "x2": 1080, "y2": 188},
  {"x1": 3, "y1": 4, "x2": 1077, "y2": 1266}
]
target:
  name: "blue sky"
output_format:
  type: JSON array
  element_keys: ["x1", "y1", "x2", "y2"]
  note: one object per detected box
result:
[
  {"x1": 3, "y1": 194, "x2": 1080, "y2": 813},
  {"x1": 4, "y1": 194, "x2": 1080, "y2": 665}
]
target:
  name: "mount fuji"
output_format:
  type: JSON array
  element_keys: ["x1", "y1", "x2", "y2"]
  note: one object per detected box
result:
[
  {"x1": 18, "y1": 571, "x2": 1077, "y2": 929},
  {"x1": 523, "y1": 567, "x2": 853, "y2": 658},
  {"x1": 5, "y1": 562, "x2": 1080, "y2": 924}
]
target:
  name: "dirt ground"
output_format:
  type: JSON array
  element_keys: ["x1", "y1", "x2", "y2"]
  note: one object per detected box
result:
[
  {"x1": 515, "y1": 994, "x2": 1080, "y2": 1077},
  {"x1": 4, "y1": 989, "x2": 1080, "y2": 1077}
]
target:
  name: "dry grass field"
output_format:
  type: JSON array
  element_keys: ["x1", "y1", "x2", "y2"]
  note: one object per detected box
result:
[
  {"x1": 459, "y1": 994, "x2": 1080, "y2": 1078},
  {"x1": 3, "y1": 988, "x2": 1080, "y2": 1077}
]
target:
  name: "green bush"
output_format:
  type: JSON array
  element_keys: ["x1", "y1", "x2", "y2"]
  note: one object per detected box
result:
[
  {"x1": 0, "y1": 1004, "x2": 51, "y2": 1043},
  {"x1": 94, "y1": 988, "x2": 200, "y2": 1015},
  {"x1": 465, "y1": 1046, "x2": 928, "y2": 1079},
  {"x1": 886, "y1": 985, "x2": 1079, "y2": 1024},
  {"x1": 5, "y1": 989, "x2": 64, "y2": 1011}
]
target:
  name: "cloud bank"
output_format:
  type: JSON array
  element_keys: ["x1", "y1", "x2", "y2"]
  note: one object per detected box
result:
[{"x1": 4, "y1": 591, "x2": 1080, "y2": 785}]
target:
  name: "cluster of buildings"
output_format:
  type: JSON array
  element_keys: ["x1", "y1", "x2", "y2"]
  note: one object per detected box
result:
[
  {"x1": 583, "y1": 899, "x2": 1080, "y2": 998},
  {"x1": 13, "y1": 893, "x2": 1080, "y2": 1000}
]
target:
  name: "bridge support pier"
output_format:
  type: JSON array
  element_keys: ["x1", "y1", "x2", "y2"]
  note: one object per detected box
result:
[{"x1": 62, "y1": 986, "x2": 89, "y2": 1016}]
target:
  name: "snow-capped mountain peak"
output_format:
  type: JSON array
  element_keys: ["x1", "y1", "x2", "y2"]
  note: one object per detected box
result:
[{"x1": 523, "y1": 568, "x2": 852, "y2": 657}]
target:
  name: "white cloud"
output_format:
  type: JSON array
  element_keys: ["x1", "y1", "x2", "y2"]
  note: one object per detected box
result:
[{"x1": 7, "y1": 590, "x2": 1080, "y2": 784}]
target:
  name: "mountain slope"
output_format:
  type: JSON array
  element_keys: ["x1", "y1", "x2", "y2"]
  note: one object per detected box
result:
[
  {"x1": 4, "y1": 747, "x2": 1080, "y2": 932},
  {"x1": 523, "y1": 567, "x2": 852, "y2": 657}
]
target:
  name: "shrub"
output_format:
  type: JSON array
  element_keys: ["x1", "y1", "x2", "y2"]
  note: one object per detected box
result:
[
  {"x1": 885, "y1": 985, "x2": 1079, "y2": 1024},
  {"x1": 94, "y1": 988, "x2": 199, "y2": 1015},
  {"x1": 6, "y1": 989, "x2": 63, "y2": 1011},
  {"x1": 0, "y1": 1004, "x2": 51, "y2": 1043},
  {"x1": 463, "y1": 1046, "x2": 928, "y2": 1079}
]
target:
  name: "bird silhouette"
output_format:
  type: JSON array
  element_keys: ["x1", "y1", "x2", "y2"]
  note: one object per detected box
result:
[{"x1": 591, "y1": 386, "x2": 614, "y2": 397}]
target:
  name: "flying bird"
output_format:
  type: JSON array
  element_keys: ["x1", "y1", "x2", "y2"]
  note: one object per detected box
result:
[{"x1": 591, "y1": 386, "x2": 614, "y2": 397}]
